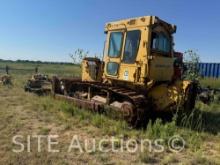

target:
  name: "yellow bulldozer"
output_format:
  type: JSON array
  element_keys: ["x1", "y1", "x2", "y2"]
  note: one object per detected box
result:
[{"x1": 52, "y1": 16, "x2": 197, "y2": 126}]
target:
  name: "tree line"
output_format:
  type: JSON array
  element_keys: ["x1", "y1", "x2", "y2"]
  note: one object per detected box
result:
[{"x1": 0, "y1": 59, "x2": 76, "y2": 65}]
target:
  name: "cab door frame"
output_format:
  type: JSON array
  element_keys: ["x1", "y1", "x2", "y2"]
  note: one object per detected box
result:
[
  {"x1": 104, "y1": 30, "x2": 126, "y2": 79},
  {"x1": 147, "y1": 25, "x2": 174, "y2": 82}
]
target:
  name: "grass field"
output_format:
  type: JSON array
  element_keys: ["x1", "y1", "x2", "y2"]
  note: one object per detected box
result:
[
  {"x1": 200, "y1": 78, "x2": 220, "y2": 89},
  {"x1": 0, "y1": 62, "x2": 220, "y2": 164},
  {"x1": 0, "y1": 61, "x2": 81, "y2": 77}
]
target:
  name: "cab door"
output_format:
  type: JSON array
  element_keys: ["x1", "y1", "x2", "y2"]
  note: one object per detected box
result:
[
  {"x1": 104, "y1": 29, "x2": 143, "y2": 83},
  {"x1": 104, "y1": 31, "x2": 124, "y2": 78},
  {"x1": 148, "y1": 27, "x2": 174, "y2": 82},
  {"x1": 119, "y1": 30, "x2": 142, "y2": 82}
]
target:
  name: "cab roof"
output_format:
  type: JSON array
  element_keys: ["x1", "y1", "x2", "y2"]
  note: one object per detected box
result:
[{"x1": 105, "y1": 16, "x2": 176, "y2": 34}]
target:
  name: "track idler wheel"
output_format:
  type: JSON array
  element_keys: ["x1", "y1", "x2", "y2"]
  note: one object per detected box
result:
[{"x1": 121, "y1": 102, "x2": 149, "y2": 128}]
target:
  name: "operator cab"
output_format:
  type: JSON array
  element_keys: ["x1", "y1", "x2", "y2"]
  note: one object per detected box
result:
[{"x1": 103, "y1": 16, "x2": 176, "y2": 85}]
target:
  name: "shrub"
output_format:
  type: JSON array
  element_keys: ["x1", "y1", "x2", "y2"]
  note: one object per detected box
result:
[{"x1": 183, "y1": 50, "x2": 200, "y2": 81}]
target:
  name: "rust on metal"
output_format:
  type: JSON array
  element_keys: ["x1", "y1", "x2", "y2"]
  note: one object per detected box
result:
[
  {"x1": 52, "y1": 77, "x2": 149, "y2": 126},
  {"x1": 55, "y1": 94, "x2": 104, "y2": 113}
]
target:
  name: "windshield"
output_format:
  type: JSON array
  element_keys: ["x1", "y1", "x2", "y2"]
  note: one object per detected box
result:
[
  {"x1": 108, "y1": 32, "x2": 123, "y2": 57},
  {"x1": 151, "y1": 32, "x2": 171, "y2": 53}
]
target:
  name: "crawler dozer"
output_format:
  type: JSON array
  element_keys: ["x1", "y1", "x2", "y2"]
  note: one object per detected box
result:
[{"x1": 52, "y1": 16, "x2": 197, "y2": 126}]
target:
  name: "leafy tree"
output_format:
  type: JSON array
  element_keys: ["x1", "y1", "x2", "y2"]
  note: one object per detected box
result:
[{"x1": 69, "y1": 49, "x2": 89, "y2": 64}]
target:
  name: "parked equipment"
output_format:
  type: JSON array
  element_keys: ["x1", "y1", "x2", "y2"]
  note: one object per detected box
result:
[
  {"x1": 52, "y1": 16, "x2": 198, "y2": 126},
  {"x1": 0, "y1": 74, "x2": 12, "y2": 85},
  {"x1": 24, "y1": 74, "x2": 52, "y2": 94}
]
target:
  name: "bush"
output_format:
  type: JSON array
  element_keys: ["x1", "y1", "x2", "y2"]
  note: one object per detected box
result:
[{"x1": 183, "y1": 50, "x2": 200, "y2": 81}]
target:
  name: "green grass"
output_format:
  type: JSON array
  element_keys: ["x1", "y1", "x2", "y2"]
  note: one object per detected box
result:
[
  {"x1": 200, "y1": 78, "x2": 220, "y2": 88},
  {"x1": 0, "y1": 61, "x2": 81, "y2": 77},
  {"x1": 0, "y1": 61, "x2": 219, "y2": 164}
]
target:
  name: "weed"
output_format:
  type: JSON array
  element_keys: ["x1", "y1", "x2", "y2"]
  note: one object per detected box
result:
[
  {"x1": 177, "y1": 108, "x2": 203, "y2": 132},
  {"x1": 139, "y1": 150, "x2": 158, "y2": 164},
  {"x1": 98, "y1": 153, "x2": 110, "y2": 163},
  {"x1": 161, "y1": 154, "x2": 178, "y2": 165},
  {"x1": 60, "y1": 102, "x2": 75, "y2": 116},
  {"x1": 146, "y1": 119, "x2": 177, "y2": 142},
  {"x1": 190, "y1": 151, "x2": 217, "y2": 165},
  {"x1": 91, "y1": 114, "x2": 104, "y2": 128},
  {"x1": 39, "y1": 127, "x2": 51, "y2": 135}
]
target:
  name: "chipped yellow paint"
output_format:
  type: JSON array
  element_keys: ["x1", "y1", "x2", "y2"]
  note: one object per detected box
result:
[{"x1": 81, "y1": 16, "x2": 192, "y2": 111}]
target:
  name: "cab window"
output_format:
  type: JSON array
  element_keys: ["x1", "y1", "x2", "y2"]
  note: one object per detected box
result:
[
  {"x1": 106, "y1": 62, "x2": 119, "y2": 76},
  {"x1": 108, "y1": 32, "x2": 123, "y2": 57},
  {"x1": 151, "y1": 32, "x2": 171, "y2": 53},
  {"x1": 122, "y1": 30, "x2": 141, "y2": 63}
]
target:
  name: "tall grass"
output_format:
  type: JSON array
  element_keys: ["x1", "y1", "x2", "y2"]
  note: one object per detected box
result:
[
  {"x1": 0, "y1": 61, "x2": 81, "y2": 77},
  {"x1": 56, "y1": 99, "x2": 206, "y2": 153},
  {"x1": 1, "y1": 61, "x2": 219, "y2": 164},
  {"x1": 200, "y1": 78, "x2": 220, "y2": 88},
  {"x1": 177, "y1": 109, "x2": 203, "y2": 132}
]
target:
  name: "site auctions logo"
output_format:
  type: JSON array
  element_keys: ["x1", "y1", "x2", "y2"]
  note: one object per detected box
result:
[{"x1": 12, "y1": 135, "x2": 185, "y2": 153}]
